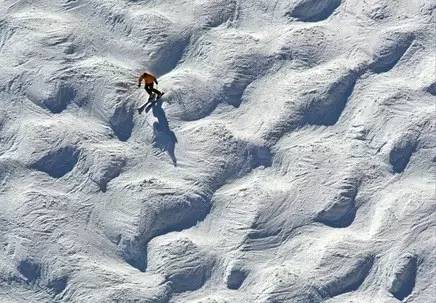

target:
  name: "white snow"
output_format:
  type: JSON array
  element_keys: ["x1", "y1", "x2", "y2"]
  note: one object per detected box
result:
[{"x1": 0, "y1": 0, "x2": 435, "y2": 302}]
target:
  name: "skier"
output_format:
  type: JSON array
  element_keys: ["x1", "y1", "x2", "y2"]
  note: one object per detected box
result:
[
  {"x1": 137, "y1": 72, "x2": 164, "y2": 114},
  {"x1": 138, "y1": 72, "x2": 163, "y2": 98}
]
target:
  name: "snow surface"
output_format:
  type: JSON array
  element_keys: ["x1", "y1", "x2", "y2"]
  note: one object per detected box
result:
[{"x1": 0, "y1": 0, "x2": 435, "y2": 302}]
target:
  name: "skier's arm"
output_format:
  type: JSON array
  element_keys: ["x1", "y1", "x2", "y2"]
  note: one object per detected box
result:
[{"x1": 138, "y1": 74, "x2": 144, "y2": 87}]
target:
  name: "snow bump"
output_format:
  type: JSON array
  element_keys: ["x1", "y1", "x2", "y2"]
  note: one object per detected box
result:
[{"x1": 369, "y1": 31, "x2": 415, "y2": 74}]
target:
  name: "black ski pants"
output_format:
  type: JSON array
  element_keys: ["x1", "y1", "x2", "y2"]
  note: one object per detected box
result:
[{"x1": 144, "y1": 84, "x2": 161, "y2": 97}]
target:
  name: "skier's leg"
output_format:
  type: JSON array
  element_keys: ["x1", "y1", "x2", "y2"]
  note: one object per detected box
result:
[
  {"x1": 144, "y1": 85, "x2": 153, "y2": 96},
  {"x1": 152, "y1": 88, "x2": 162, "y2": 96},
  {"x1": 138, "y1": 85, "x2": 153, "y2": 114},
  {"x1": 145, "y1": 85, "x2": 158, "y2": 102}
]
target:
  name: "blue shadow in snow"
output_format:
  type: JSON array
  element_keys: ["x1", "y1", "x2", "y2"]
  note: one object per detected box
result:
[{"x1": 151, "y1": 100, "x2": 178, "y2": 166}]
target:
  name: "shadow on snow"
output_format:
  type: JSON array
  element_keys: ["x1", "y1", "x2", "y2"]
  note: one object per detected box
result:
[{"x1": 150, "y1": 100, "x2": 178, "y2": 166}]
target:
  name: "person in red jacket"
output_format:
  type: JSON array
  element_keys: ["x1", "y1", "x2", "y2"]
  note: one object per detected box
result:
[
  {"x1": 137, "y1": 72, "x2": 164, "y2": 114},
  {"x1": 138, "y1": 72, "x2": 163, "y2": 98}
]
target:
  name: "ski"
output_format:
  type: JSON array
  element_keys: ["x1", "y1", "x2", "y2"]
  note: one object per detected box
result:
[{"x1": 145, "y1": 92, "x2": 165, "y2": 113}]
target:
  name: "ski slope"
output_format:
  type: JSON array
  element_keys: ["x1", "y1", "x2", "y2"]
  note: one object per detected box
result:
[{"x1": 0, "y1": 0, "x2": 435, "y2": 302}]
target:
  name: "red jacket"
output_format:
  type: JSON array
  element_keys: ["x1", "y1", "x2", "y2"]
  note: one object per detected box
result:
[{"x1": 138, "y1": 72, "x2": 157, "y2": 86}]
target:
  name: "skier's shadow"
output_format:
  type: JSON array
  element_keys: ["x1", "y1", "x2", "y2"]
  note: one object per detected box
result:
[{"x1": 151, "y1": 100, "x2": 178, "y2": 166}]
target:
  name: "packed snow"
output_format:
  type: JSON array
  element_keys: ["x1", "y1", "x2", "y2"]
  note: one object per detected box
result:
[{"x1": 0, "y1": 0, "x2": 435, "y2": 302}]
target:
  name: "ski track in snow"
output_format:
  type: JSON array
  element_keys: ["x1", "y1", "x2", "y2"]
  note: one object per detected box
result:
[{"x1": 0, "y1": 0, "x2": 435, "y2": 302}]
